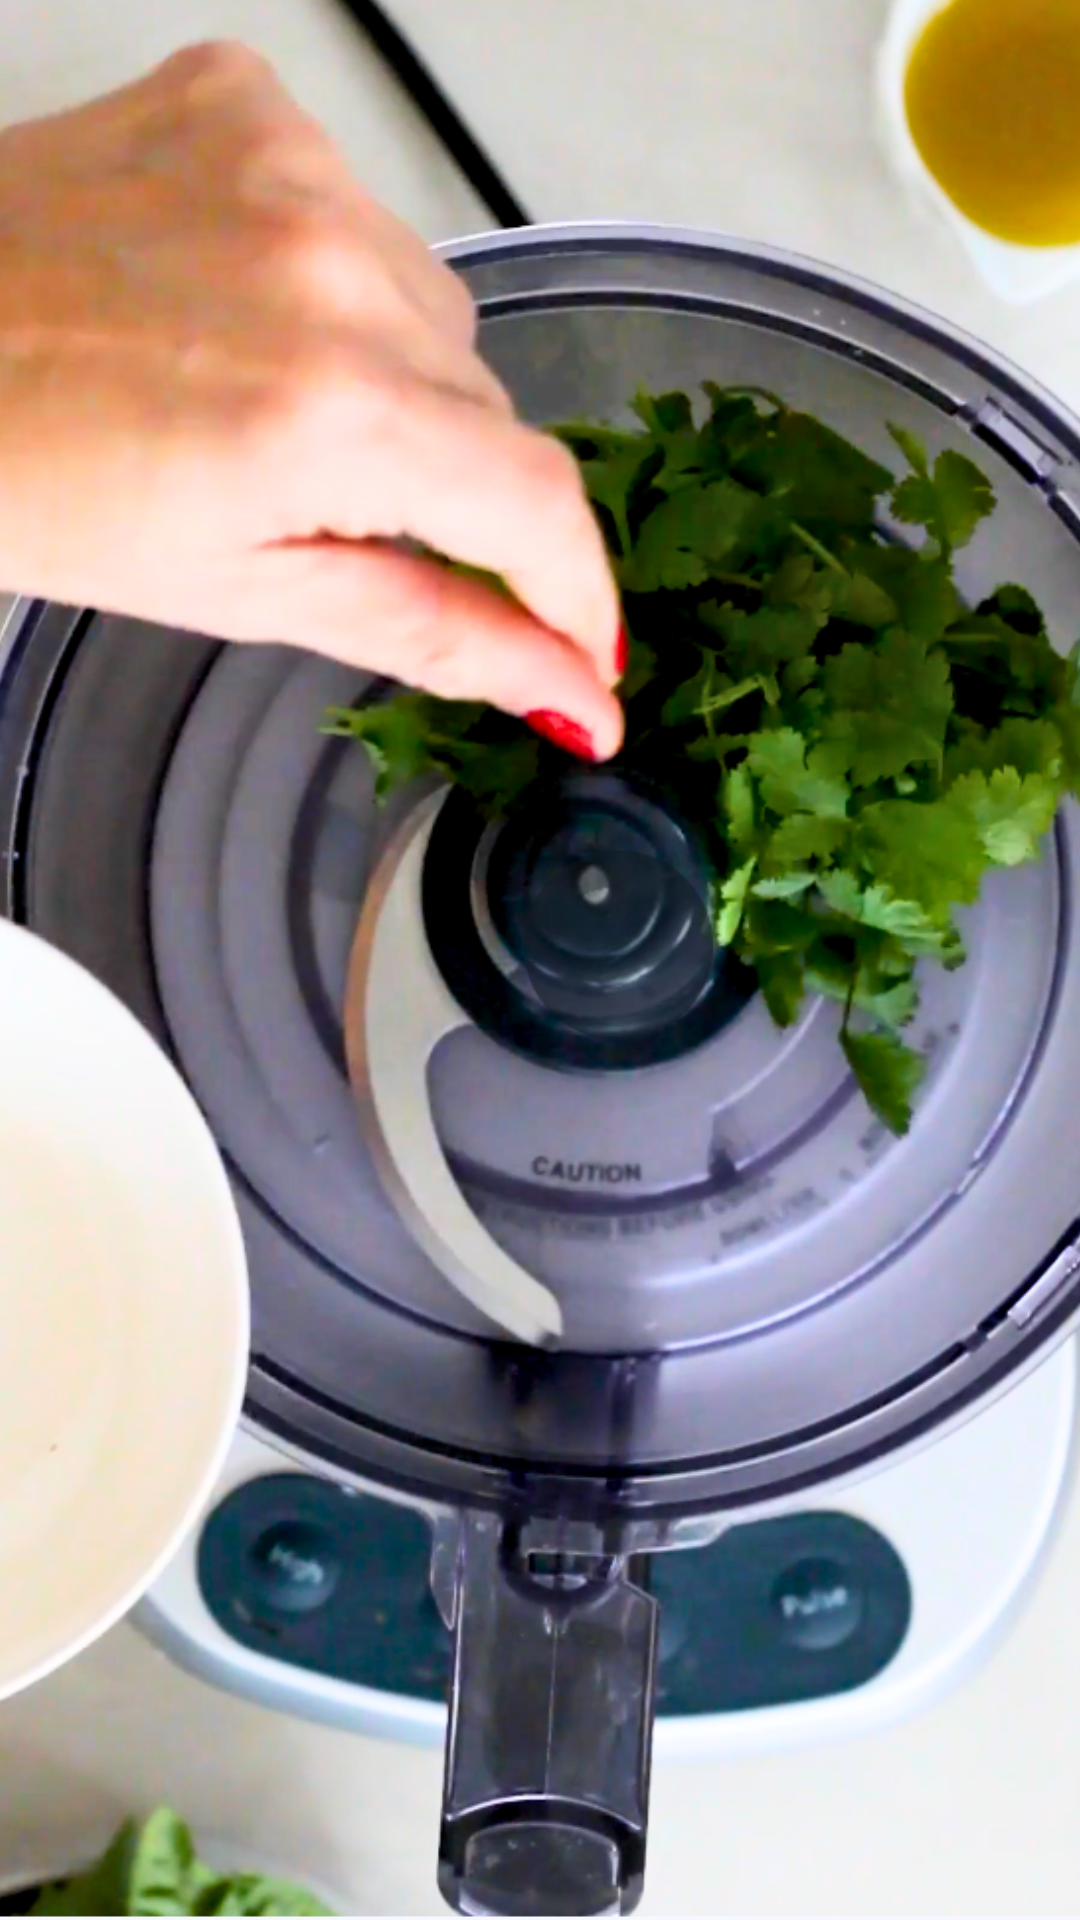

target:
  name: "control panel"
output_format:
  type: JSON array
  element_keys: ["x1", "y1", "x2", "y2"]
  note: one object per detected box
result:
[
  {"x1": 135, "y1": 1344, "x2": 1079, "y2": 1756},
  {"x1": 197, "y1": 1474, "x2": 912, "y2": 1717}
]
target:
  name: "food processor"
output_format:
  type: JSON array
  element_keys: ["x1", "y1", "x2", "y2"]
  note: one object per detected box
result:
[
  {"x1": 6, "y1": 226, "x2": 1080, "y2": 1915},
  {"x1": 134, "y1": 1354, "x2": 1077, "y2": 1757}
]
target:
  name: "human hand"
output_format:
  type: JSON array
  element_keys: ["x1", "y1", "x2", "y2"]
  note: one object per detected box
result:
[{"x1": 0, "y1": 43, "x2": 623, "y2": 758}]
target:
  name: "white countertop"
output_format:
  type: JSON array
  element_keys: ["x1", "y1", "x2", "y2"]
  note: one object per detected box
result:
[{"x1": 3, "y1": 1, "x2": 1080, "y2": 1913}]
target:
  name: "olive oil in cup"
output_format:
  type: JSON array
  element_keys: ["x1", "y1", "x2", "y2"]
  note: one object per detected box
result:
[
  {"x1": 906, "y1": 0, "x2": 1080, "y2": 247},
  {"x1": 877, "y1": 0, "x2": 1080, "y2": 300}
]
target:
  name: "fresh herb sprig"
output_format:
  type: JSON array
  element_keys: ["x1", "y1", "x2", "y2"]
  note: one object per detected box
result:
[
  {"x1": 326, "y1": 386, "x2": 1080, "y2": 1135},
  {"x1": 30, "y1": 1807, "x2": 333, "y2": 1915}
]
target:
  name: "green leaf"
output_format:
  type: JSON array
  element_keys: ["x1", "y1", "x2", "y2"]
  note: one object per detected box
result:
[
  {"x1": 126, "y1": 1809, "x2": 206, "y2": 1915},
  {"x1": 841, "y1": 1027, "x2": 926, "y2": 1135},
  {"x1": 753, "y1": 871, "x2": 815, "y2": 898},
  {"x1": 853, "y1": 547, "x2": 960, "y2": 646},
  {"x1": 715, "y1": 857, "x2": 757, "y2": 944},
  {"x1": 627, "y1": 390, "x2": 719, "y2": 498},
  {"x1": 324, "y1": 694, "x2": 543, "y2": 816},
  {"x1": 580, "y1": 444, "x2": 653, "y2": 556},
  {"x1": 651, "y1": 431, "x2": 709, "y2": 495},
  {"x1": 31, "y1": 1824, "x2": 139, "y2": 1916},
  {"x1": 723, "y1": 762, "x2": 756, "y2": 852},
  {"x1": 1049, "y1": 701, "x2": 1080, "y2": 792},
  {"x1": 631, "y1": 387, "x2": 694, "y2": 435},
  {"x1": 753, "y1": 949, "x2": 806, "y2": 1025},
  {"x1": 659, "y1": 662, "x2": 711, "y2": 726},
  {"x1": 856, "y1": 797, "x2": 987, "y2": 915},
  {"x1": 817, "y1": 871, "x2": 958, "y2": 957},
  {"x1": 886, "y1": 423, "x2": 929, "y2": 475},
  {"x1": 30, "y1": 1813, "x2": 334, "y2": 1919},
  {"x1": 766, "y1": 812, "x2": 848, "y2": 865},
  {"x1": 441, "y1": 735, "x2": 541, "y2": 811},
  {"x1": 623, "y1": 478, "x2": 759, "y2": 591},
  {"x1": 855, "y1": 964, "x2": 919, "y2": 1031},
  {"x1": 744, "y1": 897, "x2": 821, "y2": 953},
  {"x1": 551, "y1": 419, "x2": 642, "y2": 459},
  {"x1": 697, "y1": 386, "x2": 774, "y2": 471},
  {"x1": 891, "y1": 448, "x2": 995, "y2": 554},
  {"x1": 943, "y1": 588, "x2": 1064, "y2": 722},
  {"x1": 193, "y1": 1875, "x2": 331, "y2": 1916},
  {"x1": 702, "y1": 603, "x2": 824, "y2": 677},
  {"x1": 827, "y1": 570, "x2": 899, "y2": 629},
  {"x1": 747, "y1": 728, "x2": 849, "y2": 819},
  {"x1": 664, "y1": 664, "x2": 777, "y2": 726},
  {"x1": 944, "y1": 715, "x2": 1064, "y2": 783},
  {"x1": 765, "y1": 552, "x2": 836, "y2": 620},
  {"x1": 322, "y1": 694, "x2": 445, "y2": 799},
  {"x1": 699, "y1": 671, "x2": 780, "y2": 713},
  {"x1": 982, "y1": 582, "x2": 1045, "y2": 634},
  {"x1": 813, "y1": 928, "x2": 923, "y2": 1031},
  {"x1": 685, "y1": 728, "x2": 752, "y2": 761},
  {"x1": 811, "y1": 866, "x2": 863, "y2": 921},
  {"x1": 949, "y1": 766, "x2": 1059, "y2": 866},
  {"x1": 857, "y1": 884, "x2": 958, "y2": 956},
  {"x1": 803, "y1": 933, "x2": 859, "y2": 1007},
  {"x1": 735, "y1": 408, "x2": 893, "y2": 528},
  {"x1": 821, "y1": 631, "x2": 953, "y2": 784}
]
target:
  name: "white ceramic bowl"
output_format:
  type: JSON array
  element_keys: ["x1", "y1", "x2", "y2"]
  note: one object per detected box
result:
[
  {"x1": 0, "y1": 917, "x2": 249, "y2": 1700},
  {"x1": 876, "y1": 0, "x2": 1080, "y2": 303}
]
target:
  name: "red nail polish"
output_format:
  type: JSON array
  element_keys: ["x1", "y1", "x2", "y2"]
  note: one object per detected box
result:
[
  {"x1": 615, "y1": 623, "x2": 629, "y2": 678},
  {"x1": 525, "y1": 710, "x2": 598, "y2": 760}
]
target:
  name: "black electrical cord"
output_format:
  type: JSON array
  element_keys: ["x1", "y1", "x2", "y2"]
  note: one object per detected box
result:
[{"x1": 331, "y1": 0, "x2": 533, "y2": 229}]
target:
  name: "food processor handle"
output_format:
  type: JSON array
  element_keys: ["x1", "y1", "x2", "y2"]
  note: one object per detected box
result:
[{"x1": 437, "y1": 1512, "x2": 658, "y2": 1918}]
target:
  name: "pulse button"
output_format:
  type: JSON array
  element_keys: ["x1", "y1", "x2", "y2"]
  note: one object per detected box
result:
[
  {"x1": 772, "y1": 1556, "x2": 863, "y2": 1651},
  {"x1": 248, "y1": 1519, "x2": 341, "y2": 1614}
]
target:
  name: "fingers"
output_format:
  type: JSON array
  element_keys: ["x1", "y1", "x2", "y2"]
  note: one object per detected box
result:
[
  {"x1": 129, "y1": 46, "x2": 605, "y2": 683},
  {"x1": 146, "y1": 48, "x2": 491, "y2": 389},
  {"x1": 232, "y1": 538, "x2": 624, "y2": 760},
  {"x1": 312, "y1": 376, "x2": 622, "y2": 688},
  {"x1": 20, "y1": 37, "x2": 623, "y2": 739},
  {"x1": 149, "y1": 39, "x2": 282, "y2": 103},
  {"x1": 149, "y1": 41, "x2": 480, "y2": 354}
]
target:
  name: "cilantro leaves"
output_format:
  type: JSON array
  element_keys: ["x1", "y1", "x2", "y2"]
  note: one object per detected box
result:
[
  {"x1": 840, "y1": 1029, "x2": 927, "y2": 1138},
  {"x1": 821, "y1": 631, "x2": 953, "y2": 784},
  {"x1": 324, "y1": 694, "x2": 540, "y2": 809},
  {"x1": 328, "y1": 388, "x2": 1077, "y2": 1137},
  {"x1": 887, "y1": 425, "x2": 995, "y2": 556}
]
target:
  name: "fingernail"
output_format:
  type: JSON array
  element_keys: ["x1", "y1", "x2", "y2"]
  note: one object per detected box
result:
[
  {"x1": 615, "y1": 622, "x2": 629, "y2": 679},
  {"x1": 525, "y1": 711, "x2": 598, "y2": 760}
]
